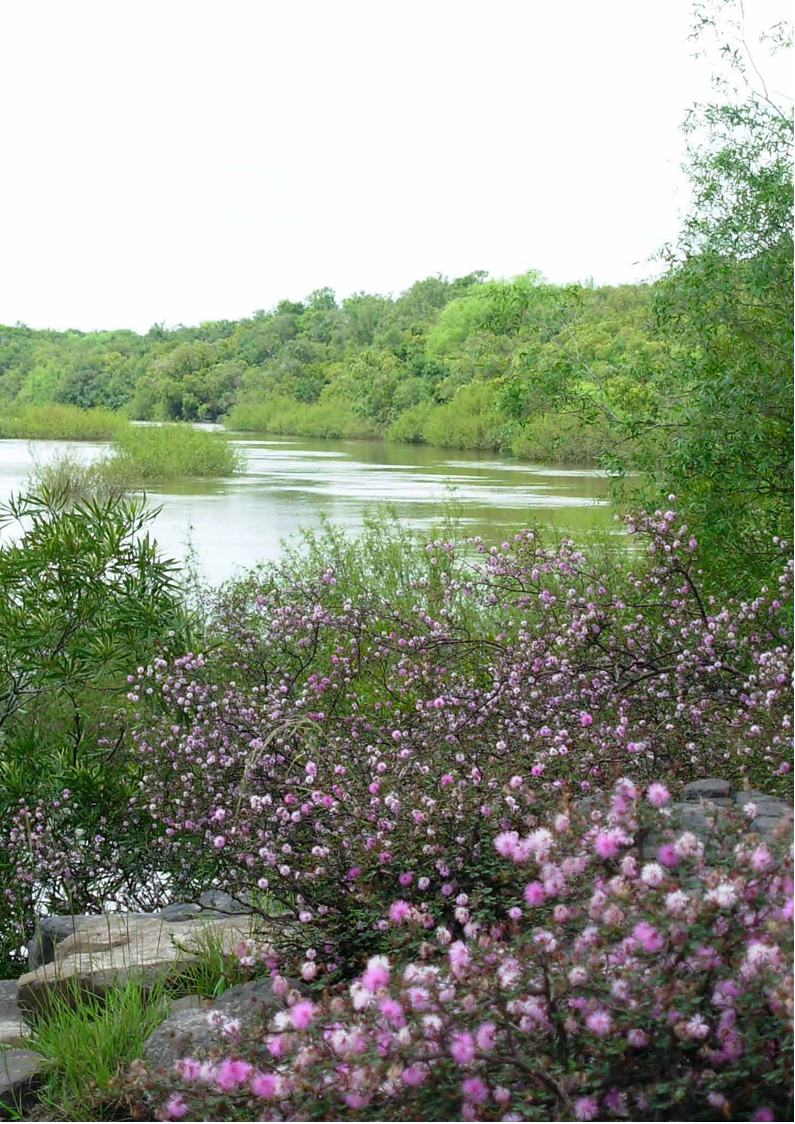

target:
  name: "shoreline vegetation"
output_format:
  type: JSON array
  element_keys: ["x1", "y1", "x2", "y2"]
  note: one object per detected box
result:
[
  {"x1": 0, "y1": 5, "x2": 792, "y2": 1117},
  {"x1": 0, "y1": 405, "x2": 241, "y2": 481}
]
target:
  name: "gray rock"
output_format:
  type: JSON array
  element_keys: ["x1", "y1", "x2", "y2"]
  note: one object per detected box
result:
[
  {"x1": 0, "y1": 1048, "x2": 44, "y2": 1118},
  {"x1": 0, "y1": 983, "x2": 29, "y2": 1047},
  {"x1": 683, "y1": 778, "x2": 734, "y2": 802},
  {"x1": 735, "y1": 790, "x2": 768, "y2": 806},
  {"x1": 750, "y1": 815, "x2": 789, "y2": 838},
  {"x1": 17, "y1": 914, "x2": 264, "y2": 1019},
  {"x1": 158, "y1": 902, "x2": 202, "y2": 922},
  {"x1": 28, "y1": 912, "x2": 149, "y2": 970},
  {"x1": 142, "y1": 977, "x2": 298, "y2": 1072},
  {"x1": 198, "y1": 890, "x2": 251, "y2": 915}
]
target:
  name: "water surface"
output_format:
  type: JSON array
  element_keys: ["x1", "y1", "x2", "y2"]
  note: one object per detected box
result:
[{"x1": 0, "y1": 435, "x2": 616, "y2": 585}]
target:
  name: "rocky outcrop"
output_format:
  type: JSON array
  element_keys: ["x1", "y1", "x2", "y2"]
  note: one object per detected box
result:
[
  {"x1": 17, "y1": 914, "x2": 266, "y2": 1018},
  {"x1": 641, "y1": 777, "x2": 792, "y2": 859},
  {"x1": 28, "y1": 894, "x2": 253, "y2": 970},
  {"x1": 0, "y1": 1049, "x2": 43, "y2": 1120},
  {"x1": 142, "y1": 977, "x2": 303, "y2": 1072},
  {"x1": 0, "y1": 982, "x2": 29, "y2": 1047}
]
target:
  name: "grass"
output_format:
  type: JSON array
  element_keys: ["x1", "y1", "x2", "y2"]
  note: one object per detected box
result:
[
  {"x1": 21, "y1": 977, "x2": 170, "y2": 1122},
  {"x1": 112, "y1": 424, "x2": 241, "y2": 479},
  {"x1": 0, "y1": 404, "x2": 128, "y2": 441}
]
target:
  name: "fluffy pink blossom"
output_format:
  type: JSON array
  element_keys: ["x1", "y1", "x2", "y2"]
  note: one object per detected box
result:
[
  {"x1": 215, "y1": 1058, "x2": 253, "y2": 1091},
  {"x1": 361, "y1": 955, "x2": 390, "y2": 991},
  {"x1": 523, "y1": 880, "x2": 546, "y2": 905},
  {"x1": 450, "y1": 1031, "x2": 476, "y2": 1064},
  {"x1": 574, "y1": 1095, "x2": 599, "y2": 1120},
  {"x1": 646, "y1": 782, "x2": 670, "y2": 806},
  {"x1": 250, "y1": 1072, "x2": 278, "y2": 1097},
  {"x1": 633, "y1": 920, "x2": 664, "y2": 952},
  {"x1": 290, "y1": 1000, "x2": 316, "y2": 1029},
  {"x1": 163, "y1": 1094, "x2": 189, "y2": 1119},
  {"x1": 388, "y1": 899, "x2": 411, "y2": 924},
  {"x1": 585, "y1": 1009, "x2": 612, "y2": 1036},
  {"x1": 462, "y1": 1076, "x2": 489, "y2": 1104}
]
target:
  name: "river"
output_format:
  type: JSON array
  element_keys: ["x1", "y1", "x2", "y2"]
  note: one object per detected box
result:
[{"x1": 0, "y1": 434, "x2": 616, "y2": 585}]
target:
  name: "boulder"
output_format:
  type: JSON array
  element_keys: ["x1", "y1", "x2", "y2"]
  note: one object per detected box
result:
[
  {"x1": 0, "y1": 983, "x2": 29, "y2": 1047},
  {"x1": 0, "y1": 1049, "x2": 43, "y2": 1119},
  {"x1": 198, "y1": 890, "x2": 251, "y2": 915},
  {"x1": 142, "y1": 976, "x2": 302, "y2": 1072},
  {"x1": 683, "y1": 778, "x2": 734, "y2": 803},
  {"x1": 16, "y1": 914, "x2": 267, "y2": 1019}
]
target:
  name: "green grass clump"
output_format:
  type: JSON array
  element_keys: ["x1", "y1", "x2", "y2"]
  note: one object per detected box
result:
[
  {"x1": 0, "y1": 404, "x2": 128, "y2": 441},
  {"x1": 112, "y1": 423, "x2": 241, "y2": 479},
  {"x1": 24, "y1": 978, "x2": 170, "y2": 1121}
]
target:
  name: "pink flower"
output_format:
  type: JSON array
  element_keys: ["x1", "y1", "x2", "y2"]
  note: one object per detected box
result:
[
  {"x1": 163, "y1": 1094, "x2": 188, "y2": 1119},
  {"x1": 401, "y1": 1064, "x2": 428, "y2": 1086},
  {"x1": 585, "y1": 1009, "x2": 612, "y2": 1036},
  {"x1": 290, "y1": 1000, "x2": 316, "y2": 1029},
  {"x1": 574, "y1": 1095, "x2": 599, "y2": 1120},
  {"x1": 379, "y1": 997, "x2": 405, "y2": 1024},
  {"x1": 250, "y1": 1072, "x2": 278, "y2": 1097},
  {"x1": 594, "y1": 829, "x2": 622, "y2": 859},
  {"x1": 361, "y1": 955, "x2": 390, "y2": 991},
  {"x1": 627, "y1": 1028, "x2": 649, "y2": 1047},
  {"x1": 476, "y1": 1022, "x2": 496, "y2": 1051},
  {"x1": 388, "y1": 899, "x2": 411, "y2": 924},
  {"x1": 212, "y1": 835, "x2": 225, "y2": 848},
  {"x1": 633, "y1": 921, "x2": 664, "y2": 952},
  {"x1": 462, "y1": 1076, "x2": 489, "y2": 1104},
  {"x1": 646, "y1": 783, "x2": 670, "y2": 806},
  {"x1": 449, "y1": 940, "x2": 471, "y2": 976},
  {"x1": 494, "y1": 831, "x2": 519, "y2": 858},
  {"x1": 523, "y1": 880, "x2": 546, "y2": 906},
  {"x1": 215, "y1": 1058, "x2": 253, "y2": 1091},
  {"x1": 450, "y1": 1032, "x2": 476, "y2": 1065},
  {"x1": 657, "y1": 844, "x2": 679, "y2": 867},
  {"x1": 580, "y1": 711, "x2": 593, "y2": 726}
]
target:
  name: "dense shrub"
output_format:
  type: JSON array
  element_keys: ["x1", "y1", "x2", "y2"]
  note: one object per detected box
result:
[
  {"x1": 111, "y1": 423, "x2": 241, "y2": 478},
  {"x1": 125, "y1": 780, "x2": 793, "y2": 1122},
  {"x1": 0, "y1": 403, "x2": 127, "y2": 441}
]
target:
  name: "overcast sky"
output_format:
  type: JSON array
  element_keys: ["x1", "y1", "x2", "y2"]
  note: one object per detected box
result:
[{"x1": 0, "y1": 0, "x2": 790, "y2": 333}]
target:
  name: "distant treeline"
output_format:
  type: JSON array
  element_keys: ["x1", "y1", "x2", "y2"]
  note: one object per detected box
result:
[{"x1": 0, "y1": 273, "x2": 662, "y2": 462}]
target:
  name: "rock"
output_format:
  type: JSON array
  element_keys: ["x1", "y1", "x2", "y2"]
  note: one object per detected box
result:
[
  {"x1": 750, "y1": 814, "x2": 790, "y2": 838},
  {"x1": 16, "y1": 914, "x2": 268, "y2": 1019},
  {"x1": 142, "y1": 1007, "x2": 220, "y2": 1070},
  {"x1": 158, "y1": 903, "x2": 203, "y2": 922},
  {"x1": 142, "y1": 977, "x2": 301, "y2": 1072},
  {"x1": 683, "y1": 778, "x2": 734, "y2": 802},
  {"x1": 198, "y1": 891, "x2": 251, "y2": 915},
  {"x1": 0, "y1": 1049, "x2": 44, "y2": 1118},
  {"x1": 28, "y1": 911, "x2": 151, "y2": 970},
  {"x1": 169, "y1": 994, "x2": 206, "y2": 1015},
  {"x1": 0, "y1": 983, "x2": 29, "y2": 1047}
]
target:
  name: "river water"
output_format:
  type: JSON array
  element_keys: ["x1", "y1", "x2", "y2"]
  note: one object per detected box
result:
[{"x1": 0, "y1": 434, "x2": 616, "y2": 585}]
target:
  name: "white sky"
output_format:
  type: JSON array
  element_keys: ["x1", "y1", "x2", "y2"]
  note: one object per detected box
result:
[{"x1": 0, "y1": 0, "x2": 790, "y2": 333}]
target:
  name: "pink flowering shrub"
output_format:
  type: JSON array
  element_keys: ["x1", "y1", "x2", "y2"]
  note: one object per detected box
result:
[
  {"x1": 124, "y1": 779, "x2": 793, "y2": 1122},
  {"x1": 1, "y1": 510, "x2": 790, "y2": 973},
  {"x1": 114, "y1": 512, "x2": 790, "y2": 961}
]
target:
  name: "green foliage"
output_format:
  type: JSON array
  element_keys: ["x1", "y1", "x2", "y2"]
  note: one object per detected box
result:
[
  {"x1": 0, "y1": 403, "x2": 128, "y2": 440},
  {"x1": 24, "y1": 977, "x2": 170, "y2": 1121},
  {"x1": 111, "y1": 423, "x2": 241, "y2": 478},
  {"x1": 0, "y1": 485, "x2": 192, "y2": 965}
]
